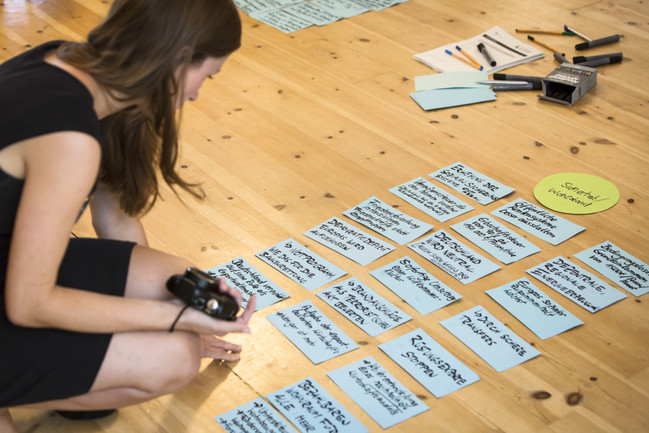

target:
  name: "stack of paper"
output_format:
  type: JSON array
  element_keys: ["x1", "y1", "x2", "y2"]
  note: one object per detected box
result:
[
  {"x1": 414, "y1": 26, "x2": 544, "y2": 74},
  {"x1": 410, "y1": 71, "x2": 496, "y2": 111}
]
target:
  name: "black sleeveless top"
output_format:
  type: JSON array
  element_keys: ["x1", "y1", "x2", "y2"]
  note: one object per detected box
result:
[{"x1": 0, "y1": 41, "x2": 102, "y2": 283}]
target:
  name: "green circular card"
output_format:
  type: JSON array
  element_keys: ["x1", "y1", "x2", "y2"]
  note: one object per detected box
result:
[{"x1": 534, "y1": 173, "x2": 620, "y2": 214}]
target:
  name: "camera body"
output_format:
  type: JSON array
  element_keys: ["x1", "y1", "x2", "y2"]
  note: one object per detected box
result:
[{"x1": 166, "y1": 267, "x2": 239, "y2": 321}]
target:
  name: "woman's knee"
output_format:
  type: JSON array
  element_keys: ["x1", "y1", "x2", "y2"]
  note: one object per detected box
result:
[
  {"x1": 159, "y1": 331, "x2": 202, "y2": 393},
  {"x1": 125, "y1": 246, "x2": 195, "y2": 300}
]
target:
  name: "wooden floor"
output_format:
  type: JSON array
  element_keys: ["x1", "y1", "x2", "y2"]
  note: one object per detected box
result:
[{"x1": 3, "y1": 0, "x2": 649, "y2": 432}]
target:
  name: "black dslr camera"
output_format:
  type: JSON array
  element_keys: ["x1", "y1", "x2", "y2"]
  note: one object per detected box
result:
[{"x1": 166, "y1": 268, "x2": 239, "y2": 321}]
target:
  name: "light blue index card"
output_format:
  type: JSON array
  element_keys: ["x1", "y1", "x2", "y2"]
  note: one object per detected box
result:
[
  {"x1": 256, "y1": 238, "x2": 346, "y2": 291},
  {"x1": 451, "y1": 213, "x2": 541, "y2": 264},
  {"x1": 574, "y1": 241, "x2": 649, "y2": 296},
  {"x1": 304, "y1": 217, "x2": 395, "y2": 266},
  {"x1": 282, "y1": 2, "x2": 341, "y2": 26},
  {"x1": 430, "y1": 162, "x2": 515, "y2": 205},
  {"x1": 414, "y1": 71, "x2": 489, "y2": 91},
  {"x1": 266, "y1": 377, "x2": 368, "y2": 433},
  {"x1": 527, "y1": 256, "x2": 627, "y2": 312},
  {"x1": 411, "y1": 87, "x2": 496, "y2": 111},
  {"x1": 267, "y1": 300, "x2": 358, "y2": 364},
  {"x1": 486, "y1": 277, "x2": 583, "y2": 340},
  {"x1": 206, "y1": 257, "x2": 289, "y2": 311},
  {"x1": 343, "y1": 196, "x2": 433, "y2": 245},
  {"x1": 390, "y1": 176, "x2": 474, "y2": 223},
  {"x1": 492, "y1": 198, "x2": 585, "y2": 245},
  {"x1": 370, "y1": 256, "x2": 461, "y2": 315},
  {"x1": 215, "y1": 397, "x2": 297, "y2": 433},
  {"x1": 310, "y1": 0, "x2": 369, "y2": 18},
  {"x1": 379, "y1": 328, "x2": 480, "y2": 398},
  {"x1": 316, "y1": 277, "x2": 411, "y2": 337},
  {"x1": 327, "y1": 356, "x2": 429, "y2": 429},
  {"x1": 408, "y1": 230, "x2": 501, "y2": 284},
  {"x1": 440, "y1": 305, "x2": 541, "y2": 372}
]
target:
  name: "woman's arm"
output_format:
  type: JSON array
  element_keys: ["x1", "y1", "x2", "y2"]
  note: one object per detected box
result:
[{"x1": 90, "y1": 181, "x2": 148, "y2": 246}]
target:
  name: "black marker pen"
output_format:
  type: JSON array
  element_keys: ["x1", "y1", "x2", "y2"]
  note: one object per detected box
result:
[
  {"x1": 477, "y1": 42, "x2": 497, "y2": 67},
  {"x1": 575, "y1": 34, "x2": 620, "y2": 50}
]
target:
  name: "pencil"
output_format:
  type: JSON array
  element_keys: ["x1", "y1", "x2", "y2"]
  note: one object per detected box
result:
[
  {"x1": 527, "y1": 35, "x2": 564, "y2": 56},
  {"x1": 516, "y1": 29, "x2": 575, "y2": 36},
  {"x1": 445, "y1": 49, "x2": 483, "y2": 70},
  {"x1": 455, "y1": 45, "x2": 483, "y2": 69}
]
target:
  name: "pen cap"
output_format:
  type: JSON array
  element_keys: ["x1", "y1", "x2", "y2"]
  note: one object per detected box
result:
[{"x1": 575, "y1": 34, "x2": 620, "y2": 50}]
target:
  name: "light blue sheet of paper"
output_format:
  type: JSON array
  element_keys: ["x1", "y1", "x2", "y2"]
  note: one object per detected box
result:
[
  {"x1": 343, "y1": 196, "x2": 433, "y2": 245},
  {"x1": 411, "y1": 87, "x2": 496, "y2": 111},
  {"x1": 440, "y1": 305, "x2": 541, "y2": 372},
  {"x1": 408, "y1": 230, "x2": 500, "y2": 284},
  {"x1": 215, "y1": 397, "x2": 298, "y2": 433},
  {"x1": 250, "y1": 8, "x2": 313, "y2": 33},
  {"x1": 486, "y1": 277, "x2": 583, "y2": 340},
  {"x1": 491, "y1": 198, "x2": 585, "y2": 245},
  {"x1": 370, "y1": 256, "x2": 461, "y2": 314},
  {"x1": 256, "y1": 238, "x2": 346, "y2": 291},
  {"x1": 282, "y1": 2, "x2": 341, "y2": 26},
  {"x1": 266, "y1": 377, "x2": 368, "y2": 433},
  {"x1": 353, "y1": 0, "x2": 402, "y2": 11},
  {"x1": 451, "y1": 214, "x2": 541, "y2": 264},
  {"x1": 304, "y1": 217, "x2": 395, "y2": 266},
  {"x1": 574, "y1": 241, "x2": 649, "y2": 297},
  {"x1": 527, "y1": 256, "x2": 628, "y2": 312},
  {"x1": 311, "y1": 0, "x2": 369, "y2": 18},
  {"x1": 414, "y1": 71, "x2": 489, "y2": 91},
  {"x1": 233, "y1": 0, "x2": 295, "y2": 15},
  {"x1": 327, "y1": 357, "x2": 428, "y2": 429},
  {"x1": 390, "y1": 176, "x2": 474, "y2": 223},
  {"x1": 267, "y1": 300, "x2": 358, "y2": 364},
  {"x1": 316, "y1": 277, "x2": 411, "y2": 337},
  {"x1": 379, "y1": 328, "x2": 480, "y2": 398},
  {"x1": 430, "y1": 162, "x2": 514, "y2": 205},
  {"x1": 206, "y1": 257, "x2": 289, "y2": 311}
]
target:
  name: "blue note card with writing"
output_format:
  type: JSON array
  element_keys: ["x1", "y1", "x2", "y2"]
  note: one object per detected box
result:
[{"x1": 215, "y1": 397, "x2": 297, "y2": 433}]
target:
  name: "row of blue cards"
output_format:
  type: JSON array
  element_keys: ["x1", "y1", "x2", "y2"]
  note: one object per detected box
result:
[{"x1": 233, "y1": 0, "x2": 411, "y2": 34}]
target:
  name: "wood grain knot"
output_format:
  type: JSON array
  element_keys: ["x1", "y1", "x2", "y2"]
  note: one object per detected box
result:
[
  {"x1": 531, "y1": 391, "x2": 552, "y2": 400},
  {"x1": 566, "y1": 392, "x2": 583, "y2": 406}
]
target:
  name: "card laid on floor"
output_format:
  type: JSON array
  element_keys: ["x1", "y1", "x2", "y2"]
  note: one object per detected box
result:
[
  {"x1": 410, "y1": 87, "x2": 497, "y2": 111},
  {"x1": 317, "y1": 277, "x2": 411, "y2": 337},
  {"x1": 492, "y1": 198, "x2": 585, "y2": 245},
  {"x1": 389, "y1": 176, "x2": 474, "y2": 223},
  {"x1": 304, "y1": 217, "x2": 395, "y2": 266},
  {"x1": 527, "y1": 256, "x2": 627, "y2": 312},
  {"x1": 343, "y1": 196, "x2": 433, "y2": 245},
  {"x1": 256, "y1": 238, "x2": 346, "y2": 291},
  {"x1": 370, "y1": 256, "x2": 461, "y2": 315},
  {"x1": 408, "y1": 230, "x2": 500, "y2": 284},
  {"x1": 451, "y1": 213, "x2": 541, "y2": 264},
  {"x1": 328, "y1": 356, "x2": 429, "y2": 429},
  {"x1": 486, "y1": 277, "x2": 583, "y2": 340},
  {"x1": 440, "y1": 305, "x2": 541, "y2": 372},
  {"x1": 215, "y1": 397, "x2": 297, "y2": 433},
  {"x1": 430, "y1": 162, "x2": 514, "y2": 205},
  {"x1": 207, "y1": 257, "x2": 289, "y2": 310},
  {"x1": 379, "y1": 328, "x2": 480, "y2": 398},
  {"x1": 267, "y1": 300, "x2": 358, "y2": 364},
  {"x1": 574, "y1": 241, "x2": 649, "y2": 297},
  {"x1": 266, "y1": 377, "x2": 368, "y2": 433}
]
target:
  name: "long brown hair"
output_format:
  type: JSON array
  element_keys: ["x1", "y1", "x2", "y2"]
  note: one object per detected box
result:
[{"x1": 58, "y1": 0, "x2": 242, "y2": 215}]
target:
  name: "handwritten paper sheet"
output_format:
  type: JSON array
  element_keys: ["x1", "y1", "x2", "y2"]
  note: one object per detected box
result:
[
  {"x1": 256, "y1": 238, "x2": 346, "y2": 291},
  {"x1": 304, "y1": 217, "x2": 395, "y2": 266},
  {"x1": 430, "y1": 162, "x2": 514, "y2": 205},
  {"x1": 492, "y1": 198, "x2": 585, "y2": 245},
  {"x1": 379, "y1": 328, "x2": 480, "y2": 398},
  {"x1": 574, "y1": 241, "x2": 649, "y2": 297},
  {"x1": 250, "y1": 9, "x2": 313, "y2": 33},
  {"x1": 451, "y1": 214, "x2": 541, "y2": 264},
  {"x1": 316, "y1": 277, "x2": 411, "y2": 337},
  {"x1": 408, "y1": 230, "x2": 501, "y2": 284},
  {"x1": 440, "y1": 306, "x2": 541, "y2": 372},
  {"x1": 527, "y1": 256, "x2": 628, "y2": 312},
  {"x1": 370, "y1": 256, "x2": 461, "y2": 314},
  {"x1": 486, "y1": 278, "x2": 583, "y2": 340},
  {"x1": 267, "y1": 300, "x2": 358, "y2": 364},
  {"x1": 343, "y1": 196, "x2": 433, "y2": 245},
  {"x1": 206, "y1": 257, "x2": 289, "y2": 310},
  {"x1": 266, "y1": 377, "x2": 368, "y2": 433},
  {"x1": 282, "y1": 2, "x2": 341, "y2": 26},
  {"x1": 389, "y1": 177, "x2": 474, "y2": 223},
  {"x1": 311, "y1": 0, "x2": 369, "y2": 18},
  {"x1": 327, "y1": 357, "x2": 428, "y2": 429},
  {"x1": 215, "y1": 397, "x2": 297, "y2": 433}
]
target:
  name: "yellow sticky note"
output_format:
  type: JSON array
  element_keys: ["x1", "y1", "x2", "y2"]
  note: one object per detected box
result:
[{"x1": 534, "y1": 173, "x2": 619, "y2": 215}]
